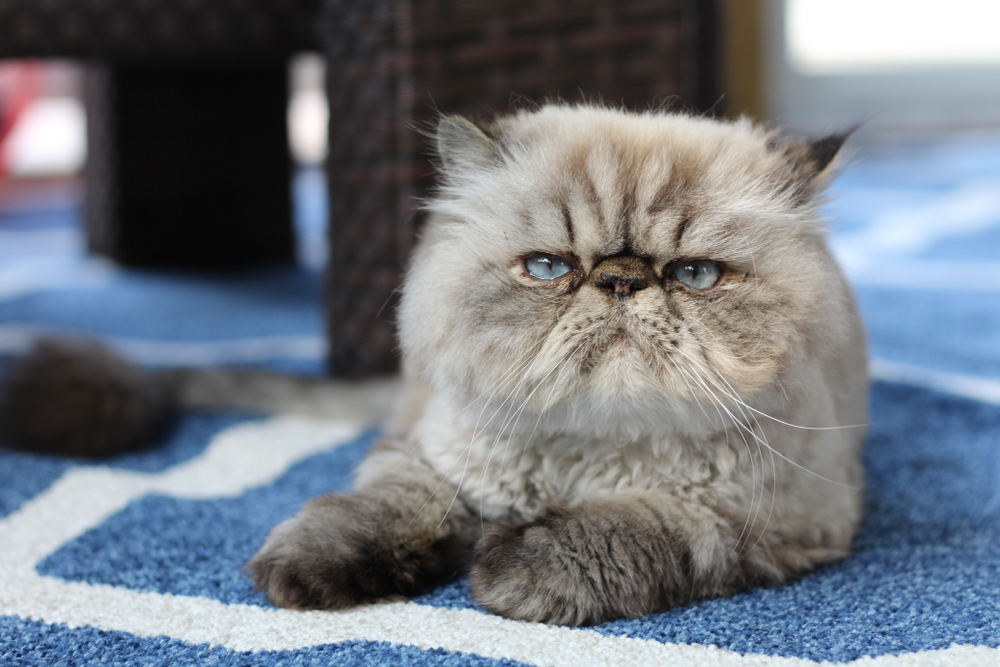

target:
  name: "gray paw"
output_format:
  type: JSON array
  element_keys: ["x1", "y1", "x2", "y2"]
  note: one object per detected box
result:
[
  {"x1": 469, "y1": 508, "x2": 612, "y2": 626},
  {"x1": 248, "y1": 493, "x2": 467, "y2": 610}
]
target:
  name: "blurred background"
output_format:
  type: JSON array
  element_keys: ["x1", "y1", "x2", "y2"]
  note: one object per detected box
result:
[
  {"x1": 731, "y1": 0, "x2": 1000, "y2": 132},
  {"x1": 0, "y1": 54, "x2": 329, "y2": 269},
  {"x1": 7, "y1": 1, "x2": 1000, "y2": 182},
  {"x1": 1, "y1": 0, "x2": 999, "y2": 382}
]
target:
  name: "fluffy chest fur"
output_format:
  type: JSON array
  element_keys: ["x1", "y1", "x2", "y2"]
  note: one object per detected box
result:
[{"x1": 412, "y1": 393, "x2": 742, "y2": 523}]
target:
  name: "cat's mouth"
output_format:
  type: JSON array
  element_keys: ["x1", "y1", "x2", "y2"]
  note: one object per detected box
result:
[
  {"x1": 552, "y1": 303, "x2": 684, "y2": 400},
  {"x1": 591, "y1": 326, "x2": 649, "y2": 368},
  {"x1": 574, "y1": 315, "x2": 653, "y2": 369},
  {"x1": 611, "y1": 328, "x2": 631, "y2": 348}
]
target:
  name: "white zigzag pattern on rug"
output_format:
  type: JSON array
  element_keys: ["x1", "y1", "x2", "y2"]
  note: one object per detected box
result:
[{"x1": 0, "y1": 414, "x2": 995, "y2": 667}]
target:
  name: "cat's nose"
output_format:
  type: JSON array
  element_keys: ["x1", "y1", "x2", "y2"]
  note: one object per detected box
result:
[{"x1": 591, "y1": 256, "x2": 655, "y2": 299}]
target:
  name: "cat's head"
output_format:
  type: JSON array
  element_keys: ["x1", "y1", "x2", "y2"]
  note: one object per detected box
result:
[{"x1": 399, "y1": 105, "x2": 855, "y2": 438}]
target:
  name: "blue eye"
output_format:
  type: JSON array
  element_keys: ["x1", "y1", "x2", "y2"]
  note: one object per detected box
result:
[
  {"x1": 672, "y1": 260, "x2": 722, "y2": 290},
  {"x1": 524, "y1": 254, "x2": 574, "y2": 280}
]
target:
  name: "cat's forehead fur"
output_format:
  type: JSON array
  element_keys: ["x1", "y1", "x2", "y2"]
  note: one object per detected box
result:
[
  {"x1": 497, "y1": 104, "x2": 776, "y2": 170},
  {"x1": 433, "y1": 106, "x2": 832, "y2": 272}
]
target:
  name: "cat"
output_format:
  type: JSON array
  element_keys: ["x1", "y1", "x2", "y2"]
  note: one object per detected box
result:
[
  {"x1": 0, "y1": 104, "x2": 867, "y2": 626},
  {"x1": 248, "y1": 105, "x2": 868, "y2": 625}
]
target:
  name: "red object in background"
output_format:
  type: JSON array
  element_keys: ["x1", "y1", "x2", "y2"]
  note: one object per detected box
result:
[{"x1": 0, "y1": 61, "x2": 43, "y2": 179}]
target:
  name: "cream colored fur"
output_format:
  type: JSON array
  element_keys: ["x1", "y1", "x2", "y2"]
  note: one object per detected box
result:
[{"x1": 251, "y1": 104, "x2": 868, "y2": 625}]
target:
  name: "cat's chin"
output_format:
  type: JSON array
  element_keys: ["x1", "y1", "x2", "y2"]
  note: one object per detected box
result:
[
  {"x1": 525, "y1": 392, "x2": 725, "y2": 442},
  {"x1": 433, "y1": 348, "x2": 744, "y2": 441},
  {"x1": 442, "y1": 381, "x2": 727, "y2": 443}
]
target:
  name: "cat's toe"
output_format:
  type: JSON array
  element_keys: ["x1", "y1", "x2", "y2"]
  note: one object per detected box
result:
[
  {"x1": 247, "y1": 547, "x2": 329, "y2": 609},
  {"x1": 246, "y1": 519, "x2": 365, "y2": 610},
  {"x1": 469, "y1": 510, "x2": 607, "y2": 626},
  {"x1": 246, "y1": 498, "x2": 389, "y2": 610}
]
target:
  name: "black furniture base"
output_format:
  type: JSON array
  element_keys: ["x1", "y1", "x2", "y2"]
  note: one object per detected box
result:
[{"x1": 84, "y1": 61, "x2": 294, "y2": 267}]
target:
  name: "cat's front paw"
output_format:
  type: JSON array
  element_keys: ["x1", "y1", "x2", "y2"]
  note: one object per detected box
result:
[
  {"x1": 469, "y1": 507, "x2": 614, "y2": 626},
  {"x1": 248, "y1": 493, "x2": 468, "y2": 610},
  {"x1": 247, "y1": 494, "x2": 396, "y2": 610}
]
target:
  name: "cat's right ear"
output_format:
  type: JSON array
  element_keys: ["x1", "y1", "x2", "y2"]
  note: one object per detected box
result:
[{"x1": 436, "y1": 116, "x2": 500, "y2": 173}]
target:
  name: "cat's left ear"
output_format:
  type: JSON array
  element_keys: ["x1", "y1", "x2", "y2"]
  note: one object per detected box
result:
[
  {"x1": 436, "y1": 115, "x2": 501, "y2": 173},
  {"x1": 776, "y1": 128, "x2": 854, "y2": 201},
  {"x1": 802, "y1": 131, "x2": 852, "y2": 179}
]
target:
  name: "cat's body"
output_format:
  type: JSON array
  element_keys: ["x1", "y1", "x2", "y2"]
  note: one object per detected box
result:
[
  {"x1": 0, "y1": 104, "x2": 867, "y2": 626},
  {"x1": 250, "y1": 105, "x2": 868, "y2": 625}
]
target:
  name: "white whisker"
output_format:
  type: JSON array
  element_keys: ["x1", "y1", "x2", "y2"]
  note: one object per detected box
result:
[
  {"x1": 673, "y1": 346, "x2": 859, "y2": 490},
  {"x1": 673, "y1": 355, "x2": 761, "y2": 550}
]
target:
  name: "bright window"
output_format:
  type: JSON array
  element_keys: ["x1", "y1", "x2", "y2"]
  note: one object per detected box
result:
[{"x1": 787, "y1": 0, "x2": 1000, "y2": 74}]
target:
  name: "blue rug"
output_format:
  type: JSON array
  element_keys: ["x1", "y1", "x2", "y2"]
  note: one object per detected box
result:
[{"x1": 1, "y1": 153, "x2": 998, "y2": 666}]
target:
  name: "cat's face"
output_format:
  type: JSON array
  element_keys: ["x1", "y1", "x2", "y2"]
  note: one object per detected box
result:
[{"x1": 400, "y1": 106, "x2": 854, "y2": 438}]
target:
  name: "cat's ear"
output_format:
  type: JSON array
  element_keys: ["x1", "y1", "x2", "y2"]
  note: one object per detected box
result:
[
  {"x1": 436, "y1": 115, "x2": 501, "y2": 173},
  {"x1": 802, "y1": 131, "x2": 852, "y2": 179},
  {"x1": 774, "y1": 128, "x2": 854, "y2": 202}
]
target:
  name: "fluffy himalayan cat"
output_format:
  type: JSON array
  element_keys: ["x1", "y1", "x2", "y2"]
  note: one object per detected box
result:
[
  {"x1": 0, "y1": 105, "x2": 867, "y2": 626},
  {"x1": 248, "y1": 105, "x2": 868, "y2": 624}
]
